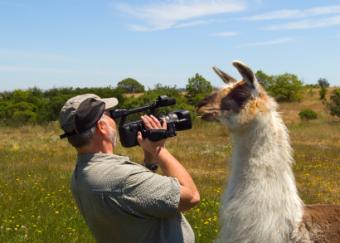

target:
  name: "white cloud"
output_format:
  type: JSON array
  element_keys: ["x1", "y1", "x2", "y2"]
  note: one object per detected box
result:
[
  {"x1": 114, "y1": 0, "x2": 246, "y2": 31},
  {"x1": 176, "y1": 20, "x2": 210, "y2": 28},
  {"x1": 243, "y1": 9, "x2": 302, "y2": 21},
  {"x1": 128, "y1": 19, "x2": 210, "y2": 32},
  {"x1": 211, "y1": 31, "x2": 238, "y2": 37},
  {"x1": 127, "y1": 24, "x2": 163, "y2": 32},
  {"x1": 265, "y1": 15, "x2": 340, "y2": 30},
  {"x1": 241, "y1": 37, "x2": 293, "y2": 47},
  {"x1": 243, "y1": 4, "x2": 340, "y2": 21}
]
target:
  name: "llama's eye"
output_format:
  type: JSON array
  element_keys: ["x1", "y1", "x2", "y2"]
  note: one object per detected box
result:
[
  {"x1": 220, "y1": 97, "x2": 239, "y2": 112},
  {"x1": 219, "y1": 84, "x2": 251, "y2": 112},
  {"x1": 227, "y1": 84, "x2": 252, "y2": 109}
]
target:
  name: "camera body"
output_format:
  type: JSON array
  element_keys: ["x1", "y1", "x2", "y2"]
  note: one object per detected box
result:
[
  {"x1": 109, "y1": 96, "x2": 192, "y2": 147},
  {"x1": 119, "y1": 110, "x2": 191, "y2": 147}
]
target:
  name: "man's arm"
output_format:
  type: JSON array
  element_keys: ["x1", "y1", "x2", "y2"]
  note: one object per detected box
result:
[
  {"x1": 138, "y1": 115, "x2": 200, "y2": 212},
  {"x1": 156, "y1": 147, "x2": 200, "y2": 211}
]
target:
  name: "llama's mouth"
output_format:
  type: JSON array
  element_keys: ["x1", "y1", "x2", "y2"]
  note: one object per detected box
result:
[{"x1": 200, "y1": 112, "x2": 219, "y2": 122}]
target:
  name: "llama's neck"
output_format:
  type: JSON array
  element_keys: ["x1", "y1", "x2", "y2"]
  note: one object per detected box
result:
[
  {"x1": 231, "y1": 111, "x2": 294, "y2": 179},
  {"x1": 218, "y1": 111, "x2": 304, "y2": 243}
]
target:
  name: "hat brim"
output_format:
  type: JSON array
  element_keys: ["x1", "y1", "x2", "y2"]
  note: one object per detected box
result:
[{"x1": 100, "y1": 97, "x2": 119, "y2": 110}]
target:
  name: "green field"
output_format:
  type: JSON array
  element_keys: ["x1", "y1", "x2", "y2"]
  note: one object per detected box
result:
[{"x1": 0, "y1": 91, "x2": 339, "y2": 242}]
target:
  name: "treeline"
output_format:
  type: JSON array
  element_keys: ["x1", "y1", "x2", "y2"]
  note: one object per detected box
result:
[
  {"x1": 0, "y1": 74, "x2": 213, "y2": 125},
  {"x1": 0, "y1": 72, "x2": 339, "y2": 125},
  {"x1": 0, "y1": 87, "x2": 124, "y2": 125}
]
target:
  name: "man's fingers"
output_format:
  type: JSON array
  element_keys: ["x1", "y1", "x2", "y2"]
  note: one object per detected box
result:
[
  {"x1": 162, "y1": 118, "x2": 167, "y2": 129},
  {"x1": 142, "y1": 115, "x2": 160, "y2": 129},
  {"x1": 150, "y1": 115, "x2": 162, "y2": 128},
  {"x1": 141, "y1": 116, "x2": 153, "y2": 129},
  {"x1": 137, "y1": 131, "x2": 143, "y2": 145},
  {"x1": 146, "y1": 115, "x2": 158, "y2": 128},
  {"x1": 142, "y1": 115, "x2": 167, "y2": 130}
]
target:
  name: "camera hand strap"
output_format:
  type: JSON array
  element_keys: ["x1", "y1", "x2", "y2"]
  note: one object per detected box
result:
[{"x1": 144, "y1": 129, "x2": 176, "y2": 141}]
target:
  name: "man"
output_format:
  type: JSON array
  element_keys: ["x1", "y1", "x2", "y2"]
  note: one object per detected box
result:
[{"x1": 59, "y1": 94, "x2": 200, "y2": 243}]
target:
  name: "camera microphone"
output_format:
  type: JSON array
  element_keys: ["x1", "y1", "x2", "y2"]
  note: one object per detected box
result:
[{"x1": 156, "y1": 96, "x2": 176, "y2": 107}]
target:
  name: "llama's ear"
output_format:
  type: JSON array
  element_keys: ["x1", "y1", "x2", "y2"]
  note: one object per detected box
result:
[
  {"x1": 232, "y1": 60, "x2": 258, "y2": 89},
  {"x1": 212, "y1": 66, "x2": 237, "y2": 84}
]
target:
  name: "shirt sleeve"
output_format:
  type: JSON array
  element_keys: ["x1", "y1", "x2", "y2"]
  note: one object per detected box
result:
[{"x1": 114, "y1": 165, "x2": 181, "y2": 219}]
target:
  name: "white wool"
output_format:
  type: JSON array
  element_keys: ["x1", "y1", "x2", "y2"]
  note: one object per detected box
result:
[{"x1": 216, "y1": 108, "x2": 305, "y2": 243}]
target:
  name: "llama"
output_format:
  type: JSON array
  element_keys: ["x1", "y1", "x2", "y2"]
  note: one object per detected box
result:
[{"x1": 197, "y1": 61, "x2": 340, "y2": 243}]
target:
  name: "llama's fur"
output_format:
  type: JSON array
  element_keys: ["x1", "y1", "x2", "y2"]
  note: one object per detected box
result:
[
  {"x1": 218, "y1": 109, "x2": 304, "y2": 243},
  {"x1": 197, "y1": 61, "x2": 340, "y2": 243}
]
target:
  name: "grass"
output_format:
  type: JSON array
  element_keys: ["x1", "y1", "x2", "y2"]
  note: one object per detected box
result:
[{"x1": 0, "y1": 90, "x2": 339, "y2": 242}]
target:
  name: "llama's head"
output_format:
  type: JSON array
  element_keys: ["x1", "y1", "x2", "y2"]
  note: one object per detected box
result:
[{"x1": 197, "y1": 60, "x2": 276, "y2": 130}]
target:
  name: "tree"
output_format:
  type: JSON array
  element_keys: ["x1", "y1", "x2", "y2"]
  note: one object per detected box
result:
[
  {"x1": 318, "y1": 78, "x2": 329, "y2": 100},
  {"x1": 117, "y1": 78, "x2": 145, "y2": 93},
  {"x1": 6, "y1": 101, "x2": 39, "y2": 124},
  {"x1": 318, "y1": 78, "x2": 330, "y2": 88},
  {"x1": 41, "y1": 94, "x2": 73, "y2": 121},
  {"x1": 0, "y1": 101, "x2": 9, "y2": 122},
  {"x1": 319, "y1": 86, "x2": 327, "y2": 100},
  {"x1": 257, "y1": 72, "x2": 304, "y2": 102},
  {"x1": 255, "y1": 70, "x2": 273, "y2": 90},
  {"x1": 272, "y1": 73, "x2": 304, "y2": 101},
  {"x1": 186, "y1": 73, "x2": 213, "y2": 105},
  {"x1": 329, "y1": 88, "x2": 340, "y2": 117}
]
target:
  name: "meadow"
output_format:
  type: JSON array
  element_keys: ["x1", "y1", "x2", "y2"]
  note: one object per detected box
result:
[{"x1": 0, "y1": 90, "x2": 339, "y2": 243}]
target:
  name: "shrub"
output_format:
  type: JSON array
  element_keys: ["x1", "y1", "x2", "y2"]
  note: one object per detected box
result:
[
  {"x1": 319, "y1": 86, "x2": 327, "y2": 100},
  {"x1": 0, "y1": 86, "x2": 125, "y2": 125},
  {"x1": 329, "y1": 88, "x2": 340, "y2": 117},
  {"x1": 269, "y1": 73, "x2": 304, "y2": 102},
  {"x1": 318, "y1": 78, "x2": 329, "y2": 100},
  {"x1": 299, "y1": 109, "x2": 318, "y2": 121},
  {"x1": 186, "y1": 73, "x2": 213, "y2": 106},
  {"x1": 117, "y1": 78, "x2": 144, "y2": 93},
  {"x1": 318, "y1": 78, "x2": 330, "y2": 88},
  {"x1": 256, "y1": 71, "x2": 304, "y2": 102}
]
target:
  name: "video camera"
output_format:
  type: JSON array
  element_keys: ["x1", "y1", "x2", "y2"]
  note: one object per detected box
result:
[{"x1": 109, "y1": 96, "x2": 192, "y2": 147}]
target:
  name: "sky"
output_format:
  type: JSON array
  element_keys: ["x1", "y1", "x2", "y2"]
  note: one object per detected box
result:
[{"x1": 0, "y1": 0, "x2": 339, "y2": 91}]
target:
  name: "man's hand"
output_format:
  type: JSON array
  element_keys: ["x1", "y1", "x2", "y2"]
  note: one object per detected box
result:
[
  {"x1": 137, "y1": 115, "x2": 167, "y2": 158},
  {"x1": 137, "y1": 115, "x2": 200, "y2": 212}
]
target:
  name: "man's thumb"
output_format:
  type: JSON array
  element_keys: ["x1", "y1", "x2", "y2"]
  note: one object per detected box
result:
[{"x1": 137, "y1": 131, "x2": 143, "y2": 144}]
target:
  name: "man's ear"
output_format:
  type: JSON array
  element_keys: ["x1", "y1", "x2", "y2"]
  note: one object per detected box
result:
[{"x1": 96, "y1": 119, "x2": 107, "y2": 135}]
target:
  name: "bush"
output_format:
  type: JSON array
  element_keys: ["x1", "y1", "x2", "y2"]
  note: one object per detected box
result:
[
  {"x1": 319, "y1": 86, "x2": 327, "y2": 100},
  {"x1": 318, "y1": 78, "x2": 329, "y2": 100},
  {"x1": 318, "y1": 78, "x2": 330, "y2": 88},
  {"x1": 299, "y1": 109, "x2": 318, "y2": 121},
  {"x1": 0, "y1": 86, "x2": 125, "y2": 125},
  {"x1": 256, "y1": 71, "x2": 304, "y2": 102},
  {"x1": 186, "y1": 73, "x2": 213, "y2": 106},
  {"x1": 117, "y1": 78, "x2": 144, "y2": 93},
  {"x1": 119, "y1": 84, "x2": 197, "y2": 121},
  {"x1": 269, "y1": 74, "x2": 304, "y2": 102},
  {"x1": 255, "y1": 70, "x2": 272, "y2": 90},
  {"x1": 329, "y1": 88, "x2": 340, "y2": 117}
]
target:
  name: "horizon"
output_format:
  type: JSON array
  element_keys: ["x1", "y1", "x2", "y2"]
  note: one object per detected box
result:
[{"x1": 1, "y1": 0, "x2": 339, "y2": 91}]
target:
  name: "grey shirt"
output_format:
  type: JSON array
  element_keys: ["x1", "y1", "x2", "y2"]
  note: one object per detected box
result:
[{"x1": 71, "y1": 153, "x2": 195, "y2": 243}]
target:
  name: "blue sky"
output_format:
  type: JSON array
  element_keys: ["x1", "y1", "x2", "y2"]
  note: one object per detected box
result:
[{"x1": 0, "y1": 0, "x2": 339, "y2": 91}]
